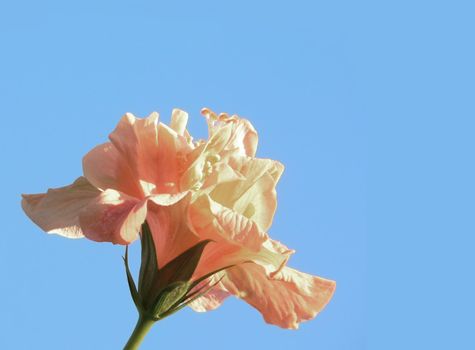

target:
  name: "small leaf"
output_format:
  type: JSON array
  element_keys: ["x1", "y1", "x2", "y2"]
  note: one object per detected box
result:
[
  {"x1": 159, "y1": 274, "x2": 226, "y2": 320},
  {"x1": 163, "y1": 265, "x2": 234, "y2": 317},
  {"x1": 152, "y1": 281, "x2": 190, "y2": 320},
  {"x1": 123, "y1": 245, "x2": 141, "y2": 310}
]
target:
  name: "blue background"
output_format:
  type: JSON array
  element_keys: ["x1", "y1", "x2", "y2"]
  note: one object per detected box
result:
[{"x1": 3, "y1": 0, "x2": 470, "y2": 349}]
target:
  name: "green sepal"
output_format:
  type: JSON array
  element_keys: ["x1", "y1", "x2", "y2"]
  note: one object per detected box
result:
[
  {"x1": 124, "y1": 221, "x2": 237, "y2": 322},
  {"x1": 152, "y1": 281, "x2": 190, "y2": 320},
  {"x1": 147, "y1": 240, "x2": 212, "y2": 304},
  {"x1": 138, "y1": 222, "x2": 160, "y2": 307},
  {"x1": 160, "y1": 240, "x2": 213, "y2": 284},
  {"x1": 123, "y1": 245, "x2": 142, "y2": 310}
]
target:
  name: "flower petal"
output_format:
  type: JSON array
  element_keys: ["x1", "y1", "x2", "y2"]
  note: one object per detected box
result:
[
  {"x1": 230, "y1": 158, "x2": 284, "y2": 222},
  {"x1": 178, "y1": 143, "x2": 208, "y2": 190},
  {"x1": 108, "y1": 112, "x2": 160, "y2": 197},
  {"x1": 192, "y1": 241, "x2": 248, "y2": 278},
  {"x1": 201, "y1": 108, "x2": 258, "y2": 157},
  {"x1": 201, "y1": 162, "x2": 246, "y2": 190},
  {"x1": 210, "y1": 157, "x2": 284, "y2": 231},
  {"x1": 223, "y1": 264, "x2": 336, "y2": 329},
  {"x1": 78, "y1": 189, "x2": 148, "y2": 244},
  {"x1": 155, "y1": 122, "x2": 190, "y2": 193},
  {"x1": 190, "y1": 239, "x2": 294, "y2": 313},
  {"x1": 188, "y1": 282, "x2": 231, "y2": 312},
  {"x1": 170, "y1": 108, "x2": 188, "y2": 136},
  {"x1": 146, "y1": 194, "x2": 200, "y2": 267},
  {"x1": 148, "y1": 191, "x2": 190, "y2": 206},
  {"x1": 21, "y1": 177, "x2": 101, "y2": 238},
  {"x1": 189, "y1": 194, "x2": 267, "y2": 251},
  {"x1": 188, "y1": 194, "x2": 293, "y2": 279},
  {"x1": 84, "y1": 112, "x2": 193, "y2": 198},
  {"x1": 82, "y1": 142, "x2": 143, "y2": 198}
]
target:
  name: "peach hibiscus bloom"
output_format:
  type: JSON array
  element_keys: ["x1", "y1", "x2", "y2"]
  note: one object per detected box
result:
[{"x1": 22, "y1": 108, "x2": 335, "y2": 329}]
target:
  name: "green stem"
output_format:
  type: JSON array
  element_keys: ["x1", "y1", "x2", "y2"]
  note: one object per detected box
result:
[{"x1": 123, "y1": 314, "x2": 155, "y2": 350}]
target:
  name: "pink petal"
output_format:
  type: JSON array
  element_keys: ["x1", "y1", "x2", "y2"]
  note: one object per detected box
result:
[
  {"x1": 83, "y1": 112, "x2": 192, "y2": 198},
  {"x1": 223, "y1": 265, "x2": 336, "y2": 329},
  {"x1": 189, "y1": 240, "x2": 295, "y2": 313},
  {"x1": 21, "y1": 177, "x2": 101, "y2": 238},
  {"x1": 192, "y1": 241, "x2": 247, "y2": 278},
  {"x1": 82, "y1": 142, "x2": 143, "y2": 198},
  {"x1": 146, "y1": 195, "x2": 200, "y2": 267},
  {"x1": 83, "y1": 112, "x2": 159, "y2": 198},
  {"x1": 188, "y1": 282, "x2": 231, "y2": 312},
  {"x1": 155, "y1": 122, "x2": 190, "y2": 193},
  {"x1": 108, "y1": 112, "x2": 161, "y2": 197},
  {"x1": 78, "y1": 189, "x2": 148, "y2": 244},
  {"x1": 191, "y1": 238, "x2": 291, "y2": 287}
]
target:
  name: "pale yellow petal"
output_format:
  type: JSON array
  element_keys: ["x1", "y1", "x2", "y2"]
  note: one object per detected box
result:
[
  {"x1": 201, "y1": 108, "x2": 258, "y2": 157},
  {"x1": 210, "y1": 157, "x2": 284, "y2": 231},
  {"x1": 189, "y1": 194, "x2": 267, "y2": 251},
  {"x1": 170, "y1": 108, "x2": 188, "y2": 136}
]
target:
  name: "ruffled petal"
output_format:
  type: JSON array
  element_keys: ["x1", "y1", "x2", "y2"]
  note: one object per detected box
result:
[
  {"x1": 191, "y1": 241, "x2": 292, "y2": 291},
  {"x1": 223, "y1": 264, "x2": 336, "y2": 329},
  {"x1": 84, "y1": 112, "x2": 193, "y2": 198},
  {"x1": 169, "y1": 109, "x2": 195, "y2": 147},
  {"x1": 178, "y1": 143, "x2": 207, "y2": 190},
  {"x1": 189, "y1": 239, "x2": 294, "y2": 314},
  {"x1": 201, "y1": 108, "x2": 258, "y2": 157},
  {"x1": 21, "y1": 177, "x2": 101, "y2": 238},
  {"x1": 82, "y1": 142, "x2": 143, "y2": 198},
  {"x1": 178, "y1": 107, "x2": 261, "y2": 193},
  {"x1": 108, "y1": 112, "x2": 161, "y2": 197},
  {"x1": 155, "y1": 122, "x2": 190, "y2": 193},
  {"x1": 78, "y1": 189, "x2": 148, "y2": 244},
  {"x1": 188, "y1": 194, "x2": 293, "y2": 279},
  {"x1": 210, "y1": 157, "x2": 284, "y2": 231},
  {"x1": 201, "y1": 162, "x2": 246, "y2": 190},
  {"x1": 170, "y1": 108, "x2": 188, "y2": 136},
  {"x1": 189, "y1": 194, "x2": 267, "y2": 251}
]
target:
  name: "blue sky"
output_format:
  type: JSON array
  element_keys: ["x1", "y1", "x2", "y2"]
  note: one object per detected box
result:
[{"x1": 1, "y1": 1, "x2": 472, "y2": 349}]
